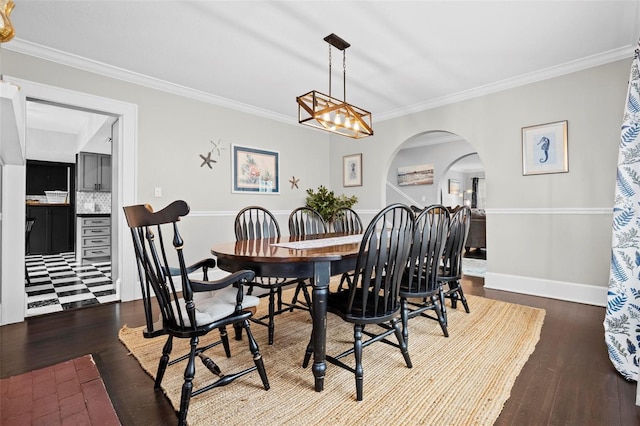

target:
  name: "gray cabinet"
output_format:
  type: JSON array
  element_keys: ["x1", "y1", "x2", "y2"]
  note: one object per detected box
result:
[
  {"x1": 79, "y1": 216, "x2": 111, "y2": 261},
  {"x1": 77, "y1": 153, "x2": 111, "y2": 192}
]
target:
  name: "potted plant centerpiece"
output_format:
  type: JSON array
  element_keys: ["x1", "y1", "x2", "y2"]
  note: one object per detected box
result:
[{"x1": 305, "y1": 185, "x2": 358, "y2": 223}]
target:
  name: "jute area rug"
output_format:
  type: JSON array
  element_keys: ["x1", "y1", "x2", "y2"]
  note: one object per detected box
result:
[{"x1": 119, "y1": 287, "x2": 545, "y2": 426}]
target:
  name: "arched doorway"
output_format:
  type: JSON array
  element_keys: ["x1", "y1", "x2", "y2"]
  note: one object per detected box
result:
[
  {"x1": 384, "y1": 131, "x2": 484, "y2": 209},
  {"x1": 384, "y1": 130, "x2": 487, "y2": 267}
]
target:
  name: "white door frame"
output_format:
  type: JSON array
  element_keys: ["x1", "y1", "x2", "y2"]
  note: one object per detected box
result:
[{"x1": 0, "y1": 76, "x2": 138, "y2": 325}]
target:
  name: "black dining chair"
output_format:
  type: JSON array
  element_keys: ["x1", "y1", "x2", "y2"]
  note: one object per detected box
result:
[
  {"x1": 25, "y1": 217, "x2": 36, "y2": 285},
  {"x1": 331, "y1": 207, "x2": 363, "y2": 291},
  {"x1": 302, "y1": 203, "x2": 414, "y2": 401},
  {"x1": 410, "y1": 205, "x2": 424, "y2": 215},
  {"x1": 288, "y1": 206, "x2": 328, "y2": 237},
  {"x1": 331, "y1": 207, "x2": 363, "y2": 233},
  {"x1": 287, "y1": 206, "x2": 328, "y2": 310},
  {"x1": 438, "y1": 205, "x2": 472, "y2": 325},
  {"x1": 400, "y1": 204, "x2": 450, "y2": 342},
  {"x1": 124, "y1": 200, "x2": 269, "y2": 425},
  {"x1": 234, "y1": 206, "x2": 308, "y2": 345}
]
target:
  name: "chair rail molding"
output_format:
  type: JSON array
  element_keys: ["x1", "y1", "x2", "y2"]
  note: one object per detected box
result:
[
  {"x1": 189, "y1": 209, "x2": 380, "y2": 217},
  {"x1": 485, "y1": 207, "x2": 612, "y2": 215}
]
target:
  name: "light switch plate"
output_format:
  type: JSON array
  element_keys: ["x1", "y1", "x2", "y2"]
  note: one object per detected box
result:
[{"x1": 154, "y1": 187, "x2": 162, "y2": 197}]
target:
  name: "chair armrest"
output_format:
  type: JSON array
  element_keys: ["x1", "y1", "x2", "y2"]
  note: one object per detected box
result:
[
  {"x1": 190, "y1": 269, "x2": 256, "y2": 293},
  {"x1": 164, "y1": 258, "x2": 217, "y2": 278}
]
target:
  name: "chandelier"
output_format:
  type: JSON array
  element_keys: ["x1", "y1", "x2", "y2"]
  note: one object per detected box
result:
[
  {"x1": 296, "y1": 33, "x2": 373, "y2": 139},
  {"x1": 0, "y1": 0, "x2": 15, "y2": 43}
]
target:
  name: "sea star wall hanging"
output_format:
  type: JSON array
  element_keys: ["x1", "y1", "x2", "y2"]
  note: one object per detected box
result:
[
  {"x1": 199, "y1": 139, "x2": 226, "y2": 169},
  {"x1": 289, "y1": 176, "x2": 299, "y2": 189}
]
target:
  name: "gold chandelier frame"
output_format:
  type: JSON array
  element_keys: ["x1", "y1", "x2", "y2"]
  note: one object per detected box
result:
[{"x1": 297, "y1": 34, "x2": 373, "y2": 139}]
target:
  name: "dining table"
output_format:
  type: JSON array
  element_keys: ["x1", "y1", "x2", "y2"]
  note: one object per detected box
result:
[{"x1": 210, "y1": 232, "x2": 363, "y2": 392}]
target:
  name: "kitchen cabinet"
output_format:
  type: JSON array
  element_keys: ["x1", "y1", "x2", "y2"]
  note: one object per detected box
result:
[
  {"x1": 77, "y1": 152, "x2": 111, "y2": 192},
  {"x1": 26, "y1": 160, "x2": 74, "y2": 197},
  {"x1": 78, "y1": 215, "x2": 111, "y2": 261},
  {"x1": 26, "y1": 205, "x2": 74, "y2": 255}
]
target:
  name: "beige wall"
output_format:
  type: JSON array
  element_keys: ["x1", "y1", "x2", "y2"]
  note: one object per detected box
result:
[
  {"x1": 330, "y1": 59, "x2": 630, "y2": 299},
  {"x1": 4, "y1": 50, "x2": 332, "y2": 261},
  {"x1": 3, "y1": 50, "x2": 630, "y2": 308}
]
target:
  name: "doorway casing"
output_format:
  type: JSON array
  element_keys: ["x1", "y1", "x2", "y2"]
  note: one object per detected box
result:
[{"x1": 1, "y1": 76, "x2": 138, "y2": 325}]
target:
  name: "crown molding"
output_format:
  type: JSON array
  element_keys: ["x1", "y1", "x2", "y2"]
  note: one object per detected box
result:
[
  {"x1": 377, "y1": 45, "x2": 635, "y2": 121},
  {"x1": 4, "y1": 39, "x2": 297, "y2": 126},
  {"x1": 6, "y1": 39, "x2": 634, "y2": 124}
]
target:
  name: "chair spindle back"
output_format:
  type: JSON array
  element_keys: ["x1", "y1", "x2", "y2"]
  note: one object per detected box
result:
[
  {"x1": 288, "y1": 207, "x2": 327, "y2": 237},
  {"x1": 124, "y1": 200, "x2": 195, "y2": 336},
  {"x1": 406, "y1": 204, "x2": 450, "y2": 294},
  {"x1": 331, "y1": 207, "x2": 363, "y2": 233},
  {"x1": 235, "y1": 206, "x2": 281, "y2": 241},
  {"x1": 348, "y1": 204, "x2": 414, "y2": 320},
  {"x1": 441, "y1": 206, "x2": 472, "y2": 279}
]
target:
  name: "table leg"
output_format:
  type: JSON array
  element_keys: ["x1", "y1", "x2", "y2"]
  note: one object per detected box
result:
[{"x1": 312, "y1": 261, "x2": 330, "y2": 392}]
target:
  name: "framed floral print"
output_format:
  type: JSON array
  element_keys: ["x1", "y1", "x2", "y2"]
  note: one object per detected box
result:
[{"x1": 232, "y1": 145, "x2": 279, "y2": 193}]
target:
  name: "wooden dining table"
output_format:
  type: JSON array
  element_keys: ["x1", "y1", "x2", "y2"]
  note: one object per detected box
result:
[{"x1": 211, "y1": 232, "x2": 362, "y2": 392}]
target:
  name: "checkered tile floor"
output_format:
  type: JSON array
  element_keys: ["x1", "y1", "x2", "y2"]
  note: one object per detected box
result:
[{"x1": 25, "y1": 252, "x2": 118, "y2": 317}]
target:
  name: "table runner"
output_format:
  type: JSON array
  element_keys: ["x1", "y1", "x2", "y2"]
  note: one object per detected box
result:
[{"x1": 270, "y1": 234, "x2": 362, "y2": 249}]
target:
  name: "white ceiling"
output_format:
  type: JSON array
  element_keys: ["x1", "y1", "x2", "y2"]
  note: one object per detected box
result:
[
  {"x1": 25, "y1": 101, "x2": 115, "y2": 162},
  {"x1": 6, "y1": 1, "x2": 639, "y2": 124}
]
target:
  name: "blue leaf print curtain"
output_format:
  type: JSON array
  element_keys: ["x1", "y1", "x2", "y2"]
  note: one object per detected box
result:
[{"x1": 607, "y1": 39, "x2": 640, "y2": 381}]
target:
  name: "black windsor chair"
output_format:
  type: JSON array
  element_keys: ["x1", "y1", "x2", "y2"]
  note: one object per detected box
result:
[
  {"x1": 302, "y1": 203, "x2": 414, "y2": 401},
  {"x1": 288, "y1": 206, "x2": 328, "y2": 237},
  {"x1": 438, "y1": 205, "x2": 472, "y2": 325},
  {"x1": 25, "y1": 217, "x2": 36, "y2": 285},
  {"x1": 400, "y1": 204, "x2": 451, "y2": 342},
  {"x1": 234, "y1": 206, "x2": 309, "y2": 345},
  {"x1": 286, "y1": 206, "x2": 329, "y2": 312},
  {"x1": 331, "y1": 207, "x2": 364, "y2": 291},
  {"x1": 124, "y1": 200, "x2": 269, "y2": 426}
]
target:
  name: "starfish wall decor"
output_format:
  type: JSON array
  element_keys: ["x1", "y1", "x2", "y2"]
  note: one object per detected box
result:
[
  {"x1": 199, "y1": 151, "x2": 216, "y2": 168},
  {"x1": 289, "y1": 176, "x2": 299, "y2": 189},
  {"x1": 199, "y1": 139, "x2": 226, "y2": 169}
]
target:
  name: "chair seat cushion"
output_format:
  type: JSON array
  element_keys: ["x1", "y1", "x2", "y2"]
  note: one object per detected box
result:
[{"x1": 174, "y1": 287, "x2": 260, "y2": 327}]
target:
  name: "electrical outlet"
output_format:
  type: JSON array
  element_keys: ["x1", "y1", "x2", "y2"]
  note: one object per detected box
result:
[
  {"x1": 154, "y1": 187, "x2": 162, "y2": 197},
  {"x1": 421, "y1": 195, "x2": 426, "y2": 202}
]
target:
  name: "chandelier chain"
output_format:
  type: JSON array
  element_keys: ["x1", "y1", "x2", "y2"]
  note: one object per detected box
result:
[
  {"x1": 328, "y1": 43, "x2": 332, "y2": 98},
  {"x1": 343, "y1": 50, "x2": 347, "y2": 102}
]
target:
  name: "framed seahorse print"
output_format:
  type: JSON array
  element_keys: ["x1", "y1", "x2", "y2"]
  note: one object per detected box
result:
[{"x1": 522, "y1": 120, "x2": 568, "y2": 175}]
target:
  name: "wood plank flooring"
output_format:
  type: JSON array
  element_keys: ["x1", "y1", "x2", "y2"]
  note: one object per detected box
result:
[{"x1": 1, "y1": 275, "x2": 639, "y2": 425}]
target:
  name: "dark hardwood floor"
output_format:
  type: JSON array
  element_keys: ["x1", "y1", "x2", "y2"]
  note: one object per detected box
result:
[{"x1": 2, "y1": 274, "x2": 639, "y2": 425}]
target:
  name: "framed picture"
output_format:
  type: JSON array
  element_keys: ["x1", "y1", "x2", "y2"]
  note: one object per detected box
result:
[
  {"x1": 343, "y1": 153, "x2": 362, "y2": 187},
  {"x1": 397, "y1": 163, "x2": 434, "y2": 186},
  {"x1": 448, "y1": 179, "x2": 461, "y2": 194},
  {"x1": 522, "y1": 120, "x2": 568, "y2": 175},
  {"x1": 232, "y1": 145, "x2": 279, "y2": 193}
]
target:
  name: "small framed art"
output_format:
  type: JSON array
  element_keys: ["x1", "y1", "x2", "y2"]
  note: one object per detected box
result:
[
  {"x1": 448, "y1": 179, "x2": 461, "y2": 194},
  {"x1": 343, "y1": 153, "x2": 363, "y2": 187},
  {"x1": 232, "y1": 145, "x2": 279, "y2": 193},
  {"x1": 522, "y1": 120, "x2": 568, "y2": 175}
]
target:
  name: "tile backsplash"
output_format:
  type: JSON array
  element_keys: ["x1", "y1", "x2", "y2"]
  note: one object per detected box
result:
[{"x1": 76, "y1": 191, "x2": 111, "y2": 214}]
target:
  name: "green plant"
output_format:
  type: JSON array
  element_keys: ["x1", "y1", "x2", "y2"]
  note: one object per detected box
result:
[{"x1": 305, "y1": 185, "x2": 358, "y2": 222}]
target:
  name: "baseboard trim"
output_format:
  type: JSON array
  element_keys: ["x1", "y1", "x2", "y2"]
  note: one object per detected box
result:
[{"x1": 484, "y1": 272, "x2": 607, "y2": 307}]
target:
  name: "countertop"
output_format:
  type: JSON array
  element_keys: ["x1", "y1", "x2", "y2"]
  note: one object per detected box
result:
[
  {"x1": 26, "y1": 202, "x2": 71, "y2": 207},
  {"x1": 76, "y1": 213, "x2": 111, "y2": 217}
]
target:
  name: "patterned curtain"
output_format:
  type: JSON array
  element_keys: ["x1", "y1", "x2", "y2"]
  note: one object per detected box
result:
[{"x1": 606, "y1": 40, "x2": 640, "y2": 381}]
